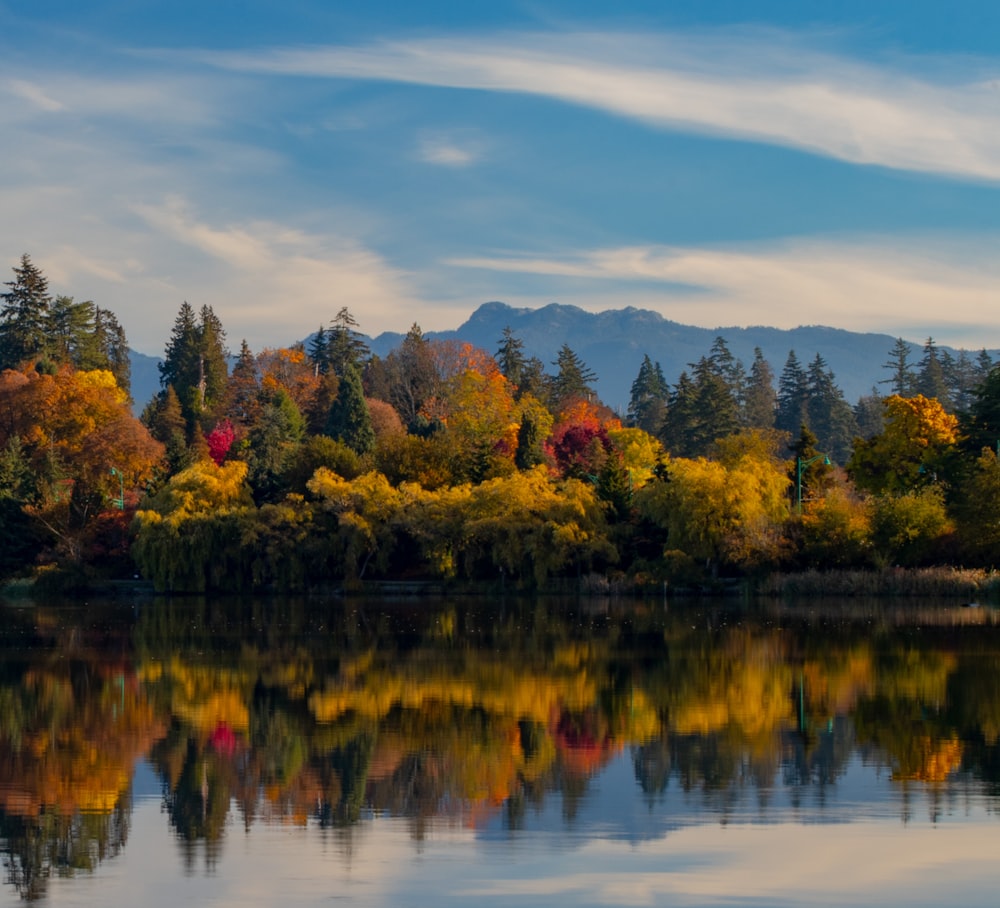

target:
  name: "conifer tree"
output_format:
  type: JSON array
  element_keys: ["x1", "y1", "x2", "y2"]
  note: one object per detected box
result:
[
  {"x1": 775, "y1": 350, "x2": 808, "y2": 437},
  {"x1": 627, "y1": 354, "x2": 669, "y2": 436},
  {"x1": 326, "y1": 307, "x2": 369, "y2": 377},
  {"x1": 881, "y1": 337, "x2": 915, "y2": 397},
  {"x1": 915, "y1": 337, "x2": 950, "y2": 408},
  {"x1": 0, "y1": 254, "x2": 52, "y2": 369},
  {"x1": 805, "y1": 354, "x2": 856, "y2": 463},
  {"x1": 549, "y1": 344, "x2": 597, "y2": 411},
  {"x1": 325, "y1": 363, "x2": 375, "y2": 455},
  {"x1": 159, "y1": 302, "x2": 229, "y2": 428},
  {"x1": 743, "y1": 347, "x2": 776, "y2": 429}
]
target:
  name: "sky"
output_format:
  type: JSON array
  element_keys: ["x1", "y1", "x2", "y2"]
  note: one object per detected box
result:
[{"x1": 3, "y1": 1, "x2": 1000, "y2": 358}]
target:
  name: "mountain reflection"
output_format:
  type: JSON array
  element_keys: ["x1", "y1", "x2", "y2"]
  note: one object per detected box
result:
[{"x1": 2, "y1": 595, "x2": 1000, "y2": 899}]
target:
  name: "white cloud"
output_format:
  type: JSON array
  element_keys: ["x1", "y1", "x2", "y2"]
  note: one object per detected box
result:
[
  {"x1": 195, "y1": 30, "x2": 1000, "y2": 182},
  {"x1": 416, "y1": 132, "x2": 484, "y2": 167},
  {"x1": 6, "y1": 78, "x2": 65, "y2": 112},
  {"x1": 447, "y1": 236, "x2": 1000, "y2": 349}
]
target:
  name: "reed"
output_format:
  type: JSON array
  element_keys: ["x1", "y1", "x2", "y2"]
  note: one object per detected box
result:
[{"x1": 756, "y1": 566, "x2": 1000, "y2": 599}]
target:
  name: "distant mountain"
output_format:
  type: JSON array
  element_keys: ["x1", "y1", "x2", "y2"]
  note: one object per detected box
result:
[
  {"x1": 371, "y1": 301, "x2": 971, "y2": 409},
  {"x1": 131, "y1": 301, "x2": 994, "y2": 416}
]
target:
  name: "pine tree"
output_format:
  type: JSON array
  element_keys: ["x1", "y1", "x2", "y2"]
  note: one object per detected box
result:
[
  {"x1": 496, "y1": 325, "x2": 545, "y2": 399},
  {"x1": 853, "y1": 389, "x2": 884, "y2": 440},
  {"x1": 93, "y1": 307, "x2": 132, "y2": 396},
  {"x1": 307, "y1": 325, "x2": 330, "y2": 375},
  {"x1": 880, "y1": 337, "x2": 915, "y2": 397},
  {"x1": 743, "y1": 347, "x2": 776, "y2": 429},
  {"x1": 627, "y1": 354, "x2": 669, "y2": 435},
  {"x1": 159, "y1": 302, "x2": 229, "y2": 428},
  {"x1": 915, "y1": 337, "x2": 950, "y2": 408},
  {"x1": 805, "y1": 354, "x2": 856, "y2": 463},
  {"x1": 325, "y1": 363, "x2": 375, "y2": 455},
  {"x1": 326, "y1": 307, "x2": 369, "y2": 377},
  {"x1": 549, "y1": 344, "x2": 597, "y2": 411},
  {"x1": 0, "y1": 254, "x2": 52, "y2": 369},
  {"x1": 775, "y1": 351, "x2": 809, "y2": 437}
]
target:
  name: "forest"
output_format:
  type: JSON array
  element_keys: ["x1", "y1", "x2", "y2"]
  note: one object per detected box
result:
[{"x1": 3, "y1": 252, "x2": 1000, "y2": 594}]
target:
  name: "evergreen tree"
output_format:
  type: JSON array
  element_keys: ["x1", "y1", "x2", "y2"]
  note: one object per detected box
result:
[
  {"x1": 775, "y1": 350, "x2": 808, "y2": 437},
  {"x1": 48, "y1": 295, "x2": 99, "y2": 368},
  {"x1": 944, "y1": 348, "x2": 979, "y2": 415},
  {"x1": 143, "y1": 385, "x2": 191, "y2": 473},
  {"x1": 627, "y1": 354, "x2": 669, "y2": 435},
  {"x1": 805, "y1": 354, "x2": 857, "y2": 463},
  {"x1": 307, "y1": 325, "x2": 330, "y2": 374},
  {"x1": 324, "y1": 363, "x2": 375, "y2": 455},
  {"x1": 549, "y1": 344, "x2": 597, "y2": 410},
  {"x1": 496, "y1": 326, "x2": 526, "y2": 387},
  {"x1": 514, "y1": 408, "x2": 546, "y2": 470},
  {"x1": 960, "y1": 365, "x2": 1000, "y2": 456},
  {"x1": 221, "y1": 339, "x2": 261, "y2": 431},
  {"x1": 915, "y1": 337, "x2": 950, "y2": 408},
  {"x1": 93, "y1": 306, "x2": 132, "y2": 396},
  {"x1": 0, "y1": 254, "x2": 52, "y2": 369},
  {"x1": 159, "y1": 302, "x2": 229, "y2": 428},
  {"x1": 743, "y1": 347, "x2": 776, "y2": 429},
  {"x1": 707, "y1": 336, "x2": 746, "y2": 411},
  {"x1": 880, "y1": 337, "x2": 915, "y2": 397},
  {"x1": 853, "y1": 389, "x2": 884, "y2": 440},
  {"x1": 660, "y1": 370, "x2": 698, "y2": 456},
  {"x1": 246, "y1": 389, "x2": 306, "y2": 501},
  {"x1": 789, "y1": 425, "x2": 833, "y2": 512},
  {"x1": 326, "y1": 307, "x2": 369, "y2": 377}
]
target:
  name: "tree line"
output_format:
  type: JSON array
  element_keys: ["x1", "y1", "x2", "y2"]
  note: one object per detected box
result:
[{"x1": 3, "y1": 253, "x2": 1000, "y2": 591}]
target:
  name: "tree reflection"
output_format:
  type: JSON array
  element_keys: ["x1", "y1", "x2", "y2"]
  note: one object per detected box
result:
[{"x1": 4, "y1": 595, "x2": 1000, "y2": 900}]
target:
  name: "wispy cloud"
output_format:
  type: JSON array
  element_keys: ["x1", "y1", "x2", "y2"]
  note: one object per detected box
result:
[
  {"x1": 416, "y1": 132, "x2": 485, "y2": 167},
  {"x1": 447, "y1": 236, "x2": 1000, "y2": 347},
  {"x1": 194, "y1": 30, "x2": 1000, "y2": 182},
  {"x1": 6, "y1": 78, "x2": 64, "y2": 112}
]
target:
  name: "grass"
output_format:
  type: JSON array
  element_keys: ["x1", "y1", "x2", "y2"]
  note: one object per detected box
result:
[{"x1": 756, "y1": 566, "x2": 1000, "y2": 599}]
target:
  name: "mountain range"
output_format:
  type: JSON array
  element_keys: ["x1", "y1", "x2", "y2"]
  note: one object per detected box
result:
[{"x1": 130, "y1": 301, "x2": 989, "y2": 415}]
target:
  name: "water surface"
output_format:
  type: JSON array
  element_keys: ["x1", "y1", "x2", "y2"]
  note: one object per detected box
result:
[{"x1": 1, "y1": 595, "x2": 999, "y2": 906}]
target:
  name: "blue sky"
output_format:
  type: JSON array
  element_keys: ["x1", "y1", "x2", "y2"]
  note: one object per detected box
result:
[{"x1": 4, "y1": 1, "x2": 1000, "y2": 357}]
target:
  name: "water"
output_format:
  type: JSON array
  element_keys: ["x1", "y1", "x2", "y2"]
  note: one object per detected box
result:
[{"x1": 2, "y1": 595, "x2": 1000, "y2": 906}]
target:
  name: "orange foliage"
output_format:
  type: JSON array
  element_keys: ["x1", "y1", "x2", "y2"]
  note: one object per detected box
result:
[{"x1": 257, "y1": 346, "x2": 320, "y2": 413}]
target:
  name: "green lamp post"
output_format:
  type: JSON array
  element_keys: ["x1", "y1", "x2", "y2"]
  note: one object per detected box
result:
[{"x1": 796, "y1": 454, "x2": 831, "y2": 514}]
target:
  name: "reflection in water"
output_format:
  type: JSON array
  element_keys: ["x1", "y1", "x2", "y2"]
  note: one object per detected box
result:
[{"x1": 1, "y1": 595, "x2": 999, "y2": 903}]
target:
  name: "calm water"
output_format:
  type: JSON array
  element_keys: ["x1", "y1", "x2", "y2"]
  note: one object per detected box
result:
[{"x1": 2, "y1": 594, "x2": 1000, "y2": 906}]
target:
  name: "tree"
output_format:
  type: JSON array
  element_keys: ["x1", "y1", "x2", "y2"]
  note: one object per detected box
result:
[
  {"x1": 805, "y1": 354, "x2": 856, "y2": 463},
  {"x1": 627, "y1": 354, "x2": 669, "y2": 435},
  {"x1": 915, "y1": 338, "x2": 949, "y2": 409},
  {"x1": 326, "y1": 307, "x2": 369, "y2": 377},
  {"x1": 0, "y1": 254, "x2": 52, "y2": 369},
  {"x1": 880, "y1": 338, "x2": 915, "y2": 397},
  {"x1": 365, "y1": 324, "x2": 440, "y2": 429},
  {"x1": 775, "y1": 351, "x2": 808, "y2": 437},
  {"x1": 158, "y1": 303, "x2": 229, "y2": 429},
  {"x1": 847, "y1": 395, "x2": 959, "y2": 496},
  {"x1": 246, "y1": 388, "x2": 306, "y2": 501},
  {"x1": 495, "y1": 326, "x2": 544, "y2": 400},
  {"x1": 961, "y1": 365, "x2": 1000, "y2": 457},
  {"x1": 548, "y1": 344, "x2": 597, "y2": 412},
  {"x1": 743, "y1": 347, "x2": 776, "y2": 430},
  {"x1": 324, "y1": 363, "x2": 375, "y2": 456}
]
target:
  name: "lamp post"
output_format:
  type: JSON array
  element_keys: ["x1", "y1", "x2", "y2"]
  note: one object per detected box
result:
[
  {"x1": 796, "y1": 454, "x2": 831, "y2": 514},
  {"x1": 110, "y1": 466, "x2": 124, "y2": 511}
]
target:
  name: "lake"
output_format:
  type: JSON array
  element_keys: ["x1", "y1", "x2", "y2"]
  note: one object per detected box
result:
[{"x1": 1, "y1": 594, "x2": 999, "y2": 906}]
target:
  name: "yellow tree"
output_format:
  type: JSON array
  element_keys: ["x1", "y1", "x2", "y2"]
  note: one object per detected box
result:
[
  {"x1": 847, "y1": 394, "x2": 958, "y2": 495},
  {"x1": 636, "y1": 438, "x2": 790, "y2": 573}
]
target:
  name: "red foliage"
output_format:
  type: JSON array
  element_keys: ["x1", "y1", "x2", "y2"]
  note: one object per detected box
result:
[
  {"x1": 546, "y1": 418, "x2": 612, "y2": 479},
  {"x1": 205, "y1": 419, "x2": 236, "y2": 466}
]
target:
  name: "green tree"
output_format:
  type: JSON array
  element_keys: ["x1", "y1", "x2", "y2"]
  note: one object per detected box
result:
[
  {"x1": 246, "y1": 389, "x2": 306, "y2": 501},
  {"x1": 324, "y1": 363, "x2": 375, "y2": 456},
  {"x1": 326, "y1": 307, "x2": 369, "y2": 377},
  {"x1": 915, "y1": 338, "x2": 950, "y2": 409},
  {"x1": 0, "y1": 254, "x2": 52, "y2": 369},
  {"x1": 548, "y1": 344, "x2": 597, "y2": 412},
  {"x1": 627, "y1": 354, "x2": 669, "y2": 436},
  {"x1": 743, "y1": 347, "x2": 776, "y2": 430},
  {"x1": 775, "y1": 350, "x2": 808, "y2": 437},
  {"x1": 881, "y1": 337, "x2": 915, "y2": 397},
  {"x1": 158, "y1": 302, "x2": 229, "y2": 429},
  {"x1": 365, "y1": 324, "x2": 440, "y2": 429},
  {"x1": 805, "y1": 354, "x2": 856, "y2": 463}
]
